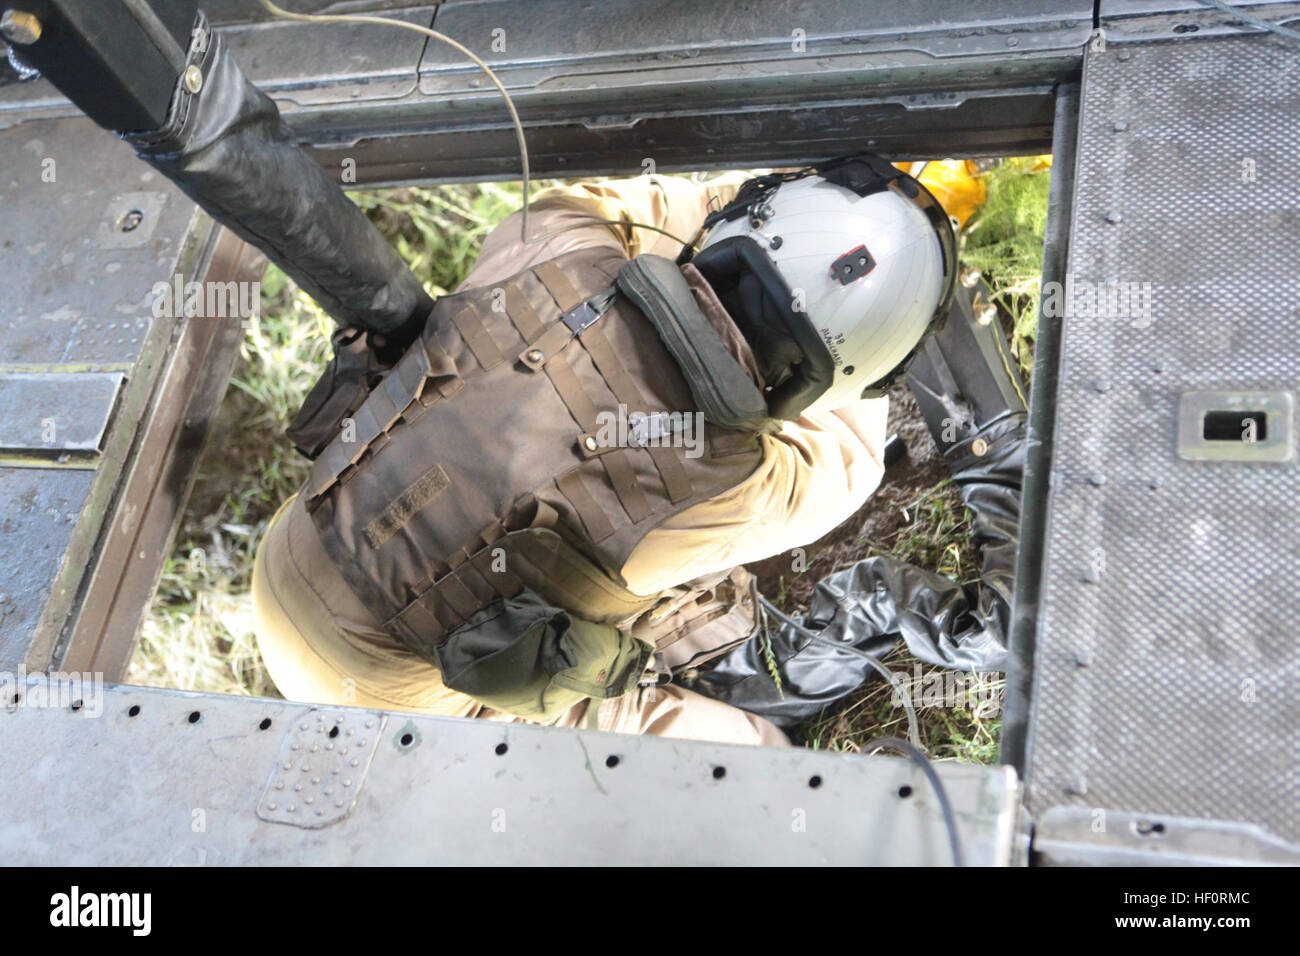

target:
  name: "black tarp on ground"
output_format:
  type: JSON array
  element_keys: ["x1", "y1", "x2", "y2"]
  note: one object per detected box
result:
[
  {"x1": 693, "y1": 411, "x2": 1023, "y2": 728},
  {"x1": 692, "y1": 270, "x2": 1029, "y2": 729}
]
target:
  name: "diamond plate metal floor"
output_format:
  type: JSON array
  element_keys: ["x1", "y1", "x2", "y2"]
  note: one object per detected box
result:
[{"x1": 1022, "y1": 33, "x2": 1300, "y2": 850}]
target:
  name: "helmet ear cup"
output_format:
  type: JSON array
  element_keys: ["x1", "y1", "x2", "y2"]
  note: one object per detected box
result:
[{"x1": 692, "y1": 236, "x2": 833, "y2": 420}]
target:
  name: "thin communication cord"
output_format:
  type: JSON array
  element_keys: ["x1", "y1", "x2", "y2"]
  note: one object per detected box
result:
[
  {"x1": 1192, "y1": 0, "x2": 1300, "y2": 41},
  {"x1": 256, "y1": 0, "x2": 694, "y2": 250},
  {"x1": 757, "y1": 594, "x2": 922, "y2": 750},
  {"x1": 862, "y1": 736, "x2": 966, "y2": 867},
  {"x1": 759, "y1": 592, "x2": 964, "y2": 865}
]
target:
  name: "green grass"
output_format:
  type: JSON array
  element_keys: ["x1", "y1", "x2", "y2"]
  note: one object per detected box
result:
[
  {"x1": 349, "y1": 183, "x2": 529, "y2": 295},
  {"x1": 792, "y1": 480, "x2": 1003, "y2": 762},
  {"x1": 131, "y1": 164, "x2": 1050, "y2": 765},
  {"x1": 128, "y1": 263, "x2": 332, "y2": 697},
  {"x1": 961, "y1": 156, "x2": 1053, "y2": 380}
]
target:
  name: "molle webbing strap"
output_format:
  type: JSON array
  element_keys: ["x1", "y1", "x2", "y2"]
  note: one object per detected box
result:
[
  {"x1": 545, "y1": 355, "x2": 650, "y2": 524},
  {"x1": 422, "y1": 336, "x2": 463, "y2": 400},
  {"x1": 456, "y1": 546, "x2": 521, "y2": 602},
  {"x1": 390, "y1": 600, "x2": 444, "y2": 645},
  {"x1": 386, "y1": 517, "x2": 673, "y2": 655},
  {"x1": 477, "y1": 520, "x2": 505, "y2": 546},
  {"x1": 485, "y1": 557, "x2": 524, "y2": 599},
  {"x1": 388, "y1": 540, "x2": 525, "y2": 650},
  {"x1": 530, "y1": 268, "x2": 652, "y2": 525},
  {"x1": 523, "y1": 261, "x2": 588, "y2": 367},
  {"x1": 408, "y1": 554, "x2": 452, "y2": 598},
  {"x1": 556, "y1": 470, "x2": 617, "y2": 542},
  {"x1": 520, "y1": 267, "x2": 620, "y2": 371},
  {"x1": 504, "y1": 282, "x2": 544, "y2": 343},
  {"x1": 578, "y1": 325, "x2": 694, "y2": 504},
  {"x1": 535, "y1": 260, "x2": 693, "y2": 504},
  {"x1": 304, "y1": 337, "x2": 455, "y2": 502},
  {"x1": 305, "y1": 395, "x2": 383, "y2": 501},
  {"x1": 383, "y1": 340, "x2": 432, "y2": 408},
  {"x1": 518, "y1": 321, "x2": 577, "y2": 370},
  {"x1": 395, "y1": 589, "x2": 456, "y2": 641},
  {"x1": 543, "y1": 357, "x2": 601, "y2": 428},
  {"x1": 457, "y1": 559, "x2": 503, "y2": 606},
  {"x1": 505, "y1": 495, "x2": 559, "y2": 534},
  {"x1": 531, "y1": 264, "x2": 673, "y2": 521},
  {"x1": 600, "y1": 455, "x2": 652, "y2": 524},
  {"x1": 535, "y1": 260, "x2": 585, "y2": 311},
  {"x1": 501, "y1": 530, "x2": 659, "y2": 626},
  {"x1": 449, "y1": 302, "x2": 505, "y2": 370},
  {"x1": 437, "y1": 573, "x2": 481, "y2": 619}
]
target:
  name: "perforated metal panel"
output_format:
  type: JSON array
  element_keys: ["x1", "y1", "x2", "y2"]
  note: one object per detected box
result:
[
  {"x1": 0, "y1": 682, "x2": 1020, "y2": 866},
  {"x1": 1023, "y1": 34, "x2": 1300, "y2": 848}
]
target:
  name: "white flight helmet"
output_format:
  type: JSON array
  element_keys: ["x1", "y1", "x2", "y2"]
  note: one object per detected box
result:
[{"x1": 689, "y1": 155, "x2": 956, "y2": 419}]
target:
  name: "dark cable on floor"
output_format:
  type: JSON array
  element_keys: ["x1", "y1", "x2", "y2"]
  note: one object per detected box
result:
[
  {"x1": 757, "y1": 594, "x2": 921, "y2": 749},
  {"x1": 863, "y1": 736, "x2": 966, "y2": 867}
]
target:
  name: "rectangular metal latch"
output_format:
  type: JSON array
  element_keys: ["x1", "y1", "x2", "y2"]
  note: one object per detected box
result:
[
  {"x1": 1177, "y1": 389, "x2": 1293, "y2": 463},
  {"x1": 560, "y1": 287, "x2": 619, "y2": 334},
  {"x1": 0, "y1": 371, "x2": 125, "y2": 466}
]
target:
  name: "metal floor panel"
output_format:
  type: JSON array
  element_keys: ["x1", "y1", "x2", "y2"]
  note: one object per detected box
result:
[
  {"x1": 0, "y1": 117, "x2": 195, "y2": 667},
  {"x1": 1022, "y1": 34, "x2": 1300, "y2": 851},
  {"x1": 0, "y1": 115, "x2": 254, "y2": 675},
  {"x1": 0, "y1": 683, "x2": 1019, "y2": 866},
  {"x1": 0, "y1": 469, "x2": 94, "y2": 639},
  {"x1": 0, "y1": 118, "x2": 198, "y2": 365}
]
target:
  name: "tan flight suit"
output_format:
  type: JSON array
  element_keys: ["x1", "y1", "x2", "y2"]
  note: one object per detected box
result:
[{"x1": 252, "y1": 174, "x2": 890, "y2": 747}]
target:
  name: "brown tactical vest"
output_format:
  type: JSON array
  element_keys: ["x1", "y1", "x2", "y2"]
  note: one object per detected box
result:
[{"x1": 295, "y1": 246, "x2": 771, "y2": 668}]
